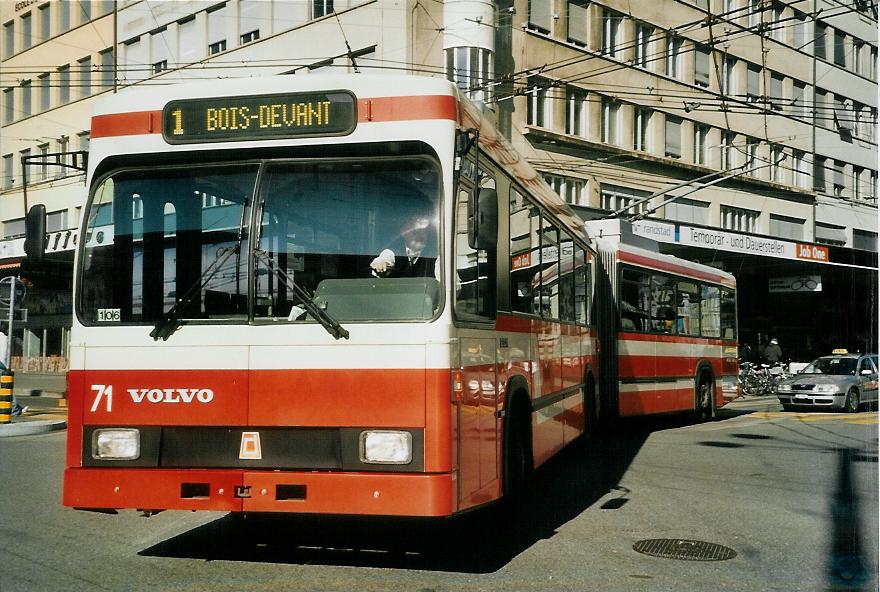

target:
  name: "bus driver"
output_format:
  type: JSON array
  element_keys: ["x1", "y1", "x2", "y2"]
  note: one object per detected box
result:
[{"x1": 370, "y1": 207, "x2": 439, "y2": 279}]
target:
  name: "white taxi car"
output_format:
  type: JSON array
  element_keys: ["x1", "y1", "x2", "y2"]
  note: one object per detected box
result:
[{"x1": 776, "y1": 350, "x2": 879, "y2": 412}]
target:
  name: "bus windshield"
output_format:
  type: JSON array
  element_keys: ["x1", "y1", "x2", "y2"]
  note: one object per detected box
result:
[{"x1": 78, "y1": 157, "x2": 442, "y2": 327}]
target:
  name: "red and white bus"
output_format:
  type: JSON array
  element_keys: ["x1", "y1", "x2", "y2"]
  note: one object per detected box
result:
[
  {"x1": 33, "y1": 74, "x2": 736, "y2": 519},
  {"x1": 585, "y1": 219, "x2": 740, "y2": 421}
]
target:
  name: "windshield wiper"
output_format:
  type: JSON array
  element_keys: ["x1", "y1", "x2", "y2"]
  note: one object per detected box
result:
[
  {"x1": 253, "y1": 248, "x2": 349, "y2": 340},
  {"x1": 150, "y1": 245, "x2": 240, "y2": 341}
]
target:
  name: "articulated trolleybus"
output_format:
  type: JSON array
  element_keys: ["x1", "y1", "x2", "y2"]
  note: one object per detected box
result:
[{"x1": 47, "y1": 75, "x2": 735, "y2": 519}]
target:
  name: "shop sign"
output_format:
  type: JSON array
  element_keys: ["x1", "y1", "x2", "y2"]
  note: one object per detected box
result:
[
  {"x1": 768, "y1": 275, "x2": 823, "y2": 293},
  {"x1": 630, "y1": 221, "x2": 831, "y2": 265}
]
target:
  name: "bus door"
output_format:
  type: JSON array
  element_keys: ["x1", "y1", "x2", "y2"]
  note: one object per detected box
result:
[{"x1": 457, "y1": 337, "x2": 499, "y2": 507}]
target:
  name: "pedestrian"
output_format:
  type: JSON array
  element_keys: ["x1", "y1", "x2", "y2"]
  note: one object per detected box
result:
[
  {"x1": 739, "y1": 341, "x2": 753, "y2": 363},
  {"x1": 764, "y1": 337, "x2": 783, "y2": 363},
  {"x1": 0, "y1": 328, "x2": 24, "y2": 416}
]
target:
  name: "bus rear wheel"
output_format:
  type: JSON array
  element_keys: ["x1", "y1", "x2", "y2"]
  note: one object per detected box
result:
[
  {"x1": 696, "y1": 374, "x2": 715, "y2": 422},
  {"x1": 503, "y1": 404, "x2": 533, "y2": 513}
]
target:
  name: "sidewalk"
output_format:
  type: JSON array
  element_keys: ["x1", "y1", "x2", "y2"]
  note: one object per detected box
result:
[{"x1": 0, "y1": 381, "x2": 68, "y2": 437}]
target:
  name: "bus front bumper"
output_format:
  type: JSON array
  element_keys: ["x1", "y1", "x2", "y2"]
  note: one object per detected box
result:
[{"x1": 63, "y1": 468, "x2": 455, "y2": 516}]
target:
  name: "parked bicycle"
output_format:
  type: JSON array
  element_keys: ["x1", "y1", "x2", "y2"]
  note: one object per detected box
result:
[{"x1": 739, "y1": 361, "x2": 791, "y2": 396}]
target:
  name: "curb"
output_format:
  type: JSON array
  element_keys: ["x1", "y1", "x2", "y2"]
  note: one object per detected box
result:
[{"x1": 0, "y1": 419, "x2": 67, "y2": 437}]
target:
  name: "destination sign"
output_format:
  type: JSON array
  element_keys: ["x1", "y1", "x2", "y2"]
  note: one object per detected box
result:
[{"x1": 162, "y1": 91, "x2": 357, "y2": 143}]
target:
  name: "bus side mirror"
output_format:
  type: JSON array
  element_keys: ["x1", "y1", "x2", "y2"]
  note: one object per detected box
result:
[
  {"x1": 467, "y1": 188, "x2": 497, "y2": 251},
  {"x1": 24, "y1": 204, "x2": 46, "y2": 264}
]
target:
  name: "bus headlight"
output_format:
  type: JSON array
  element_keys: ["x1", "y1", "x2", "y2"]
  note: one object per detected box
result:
[
  {"x1": 92, "y1": 428, "x2": 141, "y2": 460},
  {"x1": 360, "y1": 430, "x2": 412, "y2": 464}
]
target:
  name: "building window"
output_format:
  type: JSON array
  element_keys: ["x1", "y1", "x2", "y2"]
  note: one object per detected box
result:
[
  {"x1": 567, "y1": 0, "x2": 588, "y2": 46},
  {"x1": 815, "y1": 88, "x2": 830, "y2": 129},
  {"x1": 722, "y1": 0, "x2": 736, "y2": 16},
  {"x1": 38, "y1": 143, "x2": 49, "y2": 181},
  {"x1": 793, "y1": 10, "x2": 808, "y2": 49},
  {"x1": 854, "y1": 166, "x2": 865, "y2": 200},
  {"x1": 665, "y1": 116, "x2": 682, "y2": 158},
  {"x1": 748, "y1": 0, "x2": 763, "y2": 28},
  {"x1": 634, "y1": 107, "x2": 652, "y2": 152},
  {"x1": 566, "y1": 87, "x2": 588, "y2": 137},
  {"x1": 313, "y1": 0, "x2": 334, "y2": 19},
  {"x1": 526, "y1": 77, "x2": 550, "y2": 127},
  {"x1": 769, "y1": 72, "x2": 783, "y2": 110},
  {"x1": 666, "y1": 197, "x2": 708, "y2": 224},
  {"x1": 834, "y1": 95, "x2": 852, "y2": 134},
  {"x1": 78, "y1": 56, "x2": 91, "y2": 98},
  {"x1": 39, "y1": 4, "x2": 50, "y2": 43},
  {"x1": 834, "y1": 30, "x2": 846, "y2": 67},
  {"x1": 635, "y1": 23, "x2": 653, "y2": 68},
  {"x1": 207, "y1": 4, "x2": 227, "y2": 55},
  {"x1": 21, "y1": 80, "x2": 31, "y2": 118},
  {"x1": 59, "y1": 0, "x2": 70, "y2": 32},
  {"x1": 771, "y1": 2, "x2": 785, "y2": 42},
  {"x1": 21, "y1": 12, "x2": 32, "y2": 50},
  {"x1": 814, "y1": 22, "x2": 826, "y2": 60},
  {"x1": 151, "y1": 29, "x2": 169, "y2": 74},
  {"x1": 813, "y1": 155, "x2": 827, "y2": 192},
  {"x1": 721, "y1": 131, "x2": 736, "y2": 170},
  {"x1": 100, "y1": 49, "x2": 113, "y2": 89},
  {"x1": 853, "y1": 229, "x2": 878, "y2": 252},
  {"x1": 446, "y1": 46, "x2": 493, "y2": 103},
  {"x1": 59, "y1": 65, "x2": 70, "y2": 105},
  {"x1": 854, "y1": 40, "x2": 864, "y2": 76},
  {"x1": 178, "y1": 16, "x2": 200, "y2": 64},
  {"x1": 722, "y1": 55, "x2": 736, "y2": 95},
  {"x1": 694, "y1": 44, "x2": 710, "y2": 87},
  {"x1": 694, "y1": 124, "x2": 709, "y2": 165},
  {"x1": 833, "y1": 160, "x2": 846, "y2": 197},
  {"x1": 602, "y1": 9, "x2": 622, "y2": 57},
  {"x1": 239, "y1": 0, "x2": 263, "y2": 45},
  {"x1": 38, "y1": 73, "x2": 49, "y2": 111},
  {"x1": 792, "y1": 81, "x2": 806, "y2": 118},
  {"x1": 529, "y1": 0, "x2": 552, "y2": 33},
  {"x1": 815, "y1": 223, "x2": 847, "y2": 246},
  {"x1": 2, "y1": 154, "x2": 13, "y2": 190},
  {"x1": 80, "y1": 0, "x2": 91, "y2": 21},
  {"x1": 544, "y1": 174, "x2": 587, "y2": 206},
  {"x1": 746, "y1": 63, "x2": 761, "y2": 102},
  {"x1": 792, "y1": 150, "x2": 808, "y2": 188},
  {"x1": 3, "y1": 88, "x2": 13, "y2": 125},
  {"x1": 770, "y1": 145, "x2": 786, "y2": 183},
  {"x1": 666, "y1": 34, "x2": 682, "y2": 77},
  {"x1": 769, "y1": 214, "x2": 804, "y2": 241},
  {"x1": 3, "y1": 21, "x2": 13, "y2": 58},
  {"x1": 600, "y1": 184, "x2": 649, "y2": 216},
  {"x1": 721, "y1": 206, "x2": 758, "y2": 233},
  {"x1": 745, "y1": 137, "x2": 759, "y2": 169},
  {"x1": 601, "y1": 97, "x2": 619, "y2": 144}
]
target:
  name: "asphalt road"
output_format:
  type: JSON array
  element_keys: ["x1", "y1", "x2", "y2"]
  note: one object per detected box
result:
[{"x1": 1, "y1": 399, "x2": 877, "y2": 592}]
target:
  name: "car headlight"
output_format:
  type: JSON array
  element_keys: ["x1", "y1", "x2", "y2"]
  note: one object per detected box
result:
[
  {"x1": 92, "y1": 428, "x2": 140, "y2": 460},
  {"x1": 360, "y1": 430, "x2": 412, "y2": 464},
  {"x1": 815, "y1": 384, "x2": 841, "y2": 393},
  {"x1": 777, "y1": 384, "x2": 792, "y2": 392}
]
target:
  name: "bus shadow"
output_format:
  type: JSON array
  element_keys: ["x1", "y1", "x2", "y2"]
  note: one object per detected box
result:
[{"x1": 139, "y1": 423, "x2": 664, "y2": 573}]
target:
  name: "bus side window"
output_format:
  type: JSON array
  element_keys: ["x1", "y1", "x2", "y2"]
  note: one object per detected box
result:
[
  {"x1": 650, "y1": 274, "x2": 676, "y2": 333},
  {"x1": 574, "y1": 245, "x2": 590, "y2": 325},
  {"x1": 720, "y1": 288, "x2": 736, "y2": 340},
  {"x1": 619, "y1": 267, "x2": 650, "y2": 331},
  {"x1": 676, "y1": 280, "x2": 701, "y2": 336},
  {"x1": 558, "y1": 232, "x2": 575, "y2": 322},
  {"x1": 701, "y1": 285, "x2": 721, "y2": 338},
  {"x1": 539, "y1": 218, "x2": 560, "y2": 319},
  {"x1": 509, "y1": 189, "x2": 540, "y2": 315},
  {"x1": 454, "y1": 170, "x2": 497, "y2": 322}
]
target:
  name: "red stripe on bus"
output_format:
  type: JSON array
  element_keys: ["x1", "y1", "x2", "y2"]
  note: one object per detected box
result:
[
  {"x1": 90, "y1": 96, "x2": 458, "y2": 139},
  {"x1": 91, "y1": 111, "x2": 163, "y2": 138},
  {"x1": 358, "y1": 95, "x2": 457, "y2": 123},
  {"x1": 619, "y1": 250, "x2": 735, "y2": 286}
]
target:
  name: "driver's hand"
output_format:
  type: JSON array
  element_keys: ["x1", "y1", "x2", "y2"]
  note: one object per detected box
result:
[{"x1": 370, "y1": 249, "x2": 396, "y2": 276}]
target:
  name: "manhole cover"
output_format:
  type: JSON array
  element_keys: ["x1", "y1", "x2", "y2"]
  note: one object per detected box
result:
[{"x1": 633, "y1": 539, "x2": 737, "y2": 561}]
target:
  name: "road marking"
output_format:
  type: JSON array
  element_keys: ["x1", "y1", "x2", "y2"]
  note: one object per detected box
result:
[{"x1": 748, "y1": 411, "x2": 878, "y2": 425}]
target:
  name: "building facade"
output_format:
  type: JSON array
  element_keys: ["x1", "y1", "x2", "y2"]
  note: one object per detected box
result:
[{"x1": 0, "y1": 0, "x2": 876, "y2": 369}]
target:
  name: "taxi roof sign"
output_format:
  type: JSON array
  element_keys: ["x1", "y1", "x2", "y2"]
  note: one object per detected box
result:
[{"x1": 831, "y1": 348, "x2": 849, "y2": 355}]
